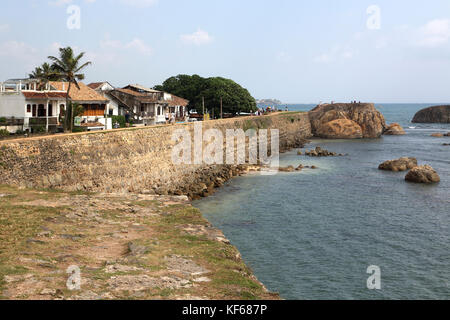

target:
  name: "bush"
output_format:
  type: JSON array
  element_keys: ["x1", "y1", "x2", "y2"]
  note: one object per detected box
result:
[
  {"x1": 0, "y1": 129, "x2": 10, "y2": 137},
  {"x1": 14, "y1": 129, "x2": 26, "y2": 135},
  {"x1": 32, "y1": 126, "x2": 46, "y2": 134},
  {"x1": 72, "y1": 127, "x2": 87, "y2": 133},
  {"x1": 0, "y1": 117, "x2": 7, "y2": 124},
  {"x1": 111, "y1": 115, "x2": 126, "y2": 128}
]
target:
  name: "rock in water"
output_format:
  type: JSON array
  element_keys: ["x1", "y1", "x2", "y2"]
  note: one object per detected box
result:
[
  {"x1": 405, "y1": 165, "x2": 440, "y2": 184},
  {"x1": 279, "y1": 166, "x2": 295, "y2": 172},
  {"x1": 379, "y1": 157, "x2": 418, "y2": 172},
  {"x1": 309, "y1": 103, "x2": 386, "y2": 139},
  {"x1": 412, "y1": 105, "x2": 450, "y2": 123},
  {"x1": 384, "y1": 123, "x2": 406, "y2": 135}
]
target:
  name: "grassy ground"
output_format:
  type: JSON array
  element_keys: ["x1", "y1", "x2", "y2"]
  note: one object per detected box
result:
[{"x1": 0, "y1": 185, "x2": 279, "y2": 300}]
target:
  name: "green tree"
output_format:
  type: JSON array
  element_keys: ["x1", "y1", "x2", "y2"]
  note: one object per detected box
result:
[
  {"x1": 154, "y1": 74, "x2": 257, "y2": 116},
  {"x1": 29, "y1": 63, "x2": 61, "y2": 89},
  {"x1": 48, "y1": 47, "x2": 91, "y2": 132}
]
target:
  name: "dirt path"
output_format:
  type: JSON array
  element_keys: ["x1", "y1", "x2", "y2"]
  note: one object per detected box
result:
[{"x1": 0, "y1": 185, "x2": 279, "y2": 300}]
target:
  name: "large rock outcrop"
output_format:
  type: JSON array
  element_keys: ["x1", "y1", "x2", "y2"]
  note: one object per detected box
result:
[
  {"x1": 309, "y1": 103, "x2": 386, "y2": 139},
  {"x1": 316, "y1": 119, "x2": 363, "y2": 139},
  {"x1": 412, "y1": 105, "x2": 450, "y2": 123},
  {"x1": 405, "y1": 165, "x2": 440, "y2": 184}
]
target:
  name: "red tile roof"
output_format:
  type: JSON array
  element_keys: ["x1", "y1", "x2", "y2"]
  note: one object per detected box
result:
[
  {"x1": 49, "y1": 82, "x2": 108, "y2": 102},
  {"x1": 168, "y1": 95, "x2": 189, "y2": 107},
  {"x1": 22, "y1": 92, "x2": 67, "y2": 99},
  {"x1": 87, "y1": 82, "x2": 104, "y2": 90}
]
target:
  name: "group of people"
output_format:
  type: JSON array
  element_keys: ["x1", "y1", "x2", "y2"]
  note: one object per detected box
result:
[
  {"x1": 255, "y1": 106, "x2": 289, "y2": 116},
  {"x1": 165, "y1": 112, "x2": 177, "y2": 125}
]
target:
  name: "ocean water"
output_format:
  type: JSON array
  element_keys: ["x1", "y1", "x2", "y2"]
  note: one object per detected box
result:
[{"x1": 193, "y1": 104, "x2": 450, "y2": 300}]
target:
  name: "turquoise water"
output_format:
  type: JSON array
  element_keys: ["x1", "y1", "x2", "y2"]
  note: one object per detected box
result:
[{"x1": 193, "y1": 104, "x2": 450, "y2": 300}]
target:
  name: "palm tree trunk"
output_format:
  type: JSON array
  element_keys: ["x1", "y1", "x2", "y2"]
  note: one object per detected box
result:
[{"x1": 65, "y1": 82, "x2": 72, "y2": 133}]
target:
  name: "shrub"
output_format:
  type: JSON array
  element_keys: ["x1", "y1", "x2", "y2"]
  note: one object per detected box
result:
[
  {"x1": 72, "y1": 127, "x2": 87, "y2": 133},
  {"x1": 14, "y1": 129, "x2": 26, "y2": 135},
  {"x1": 32, "y1": 126, "x2": 46, "y2": 134},
  {"x1": 111, "y1": 115, "x2": 126, "y2": 128},
  {"x1": 0, "y1": 129, "x2": 10, "y2": 137},
  {"x1": 0, "y1": 117, "x2": 7, "y2": 124}
]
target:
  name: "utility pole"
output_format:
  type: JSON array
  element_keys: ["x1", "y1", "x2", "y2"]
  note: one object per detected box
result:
[
  {"x1": 220, "y1": 97, "x2": 223, "y2": 119},
  {"x1": 202, "y1": 96, "x2": 205, "y2": 121}
]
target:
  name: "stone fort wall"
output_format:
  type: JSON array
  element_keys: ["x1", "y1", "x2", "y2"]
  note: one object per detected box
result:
[{"x1": 0, "y1": 113, "x2": 312, "y2": 198}]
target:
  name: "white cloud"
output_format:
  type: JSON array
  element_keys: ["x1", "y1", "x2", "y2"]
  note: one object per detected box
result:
[
  {"x1": 417, "y1": 19, "x2": 450, "y2": 47},
  {"x1": 0, "y1": 24, "x2": 9, "y2": 32},
  {"x1": 180, "y1": 29, "x2": 213, "y2": 46},
  {"x1": 48, "y1": 0, "x2": 73, "y2": 6},
  {"x1": 276, "y1": 51, "x2": 292, "y2": 63},
  {"x1": 119, "y1": 0, "x2": 158, "y2": 7},
  {"x1": 125, "y1": 38, "x2": 152, "y2": 55},
  {"x1": 100, "y1": 35, "x2": 152, "y2": 56},
  {"x1": 314, "y1": 46, "x2": 357, "y2": 63},
  {"x1": 49, "y1": 0, "x2": 96, "y2": 6}
]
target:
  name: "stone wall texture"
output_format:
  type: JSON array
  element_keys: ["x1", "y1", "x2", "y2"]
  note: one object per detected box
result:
[{"x1": 0, "y1": 113, "x2": 312, "y2": 197}]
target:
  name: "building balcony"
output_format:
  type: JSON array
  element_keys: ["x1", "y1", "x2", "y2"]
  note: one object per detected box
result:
[{"x1": 29, "y1": 117, "x2": 59, "y2": 126}]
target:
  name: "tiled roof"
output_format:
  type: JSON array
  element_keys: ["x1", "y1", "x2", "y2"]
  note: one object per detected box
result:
[
  {"x1": 168, "y1": 95, "x2": 189, "y2": 107},
  {"x1": 49, "y1": 81, "x2": 108, "y2": 102},
  {"x1": 114, "y1": 88, "x2": 147, "y2": 97},
  {"x1": 125, "y1": 84, "x2": 161, "y2": 93},
  {"x1": 87, "y1": 82, "x2": 104, "y2": 90},
  {"x1": 22, "y1": 92, "x2": 67, "y2": 99}
]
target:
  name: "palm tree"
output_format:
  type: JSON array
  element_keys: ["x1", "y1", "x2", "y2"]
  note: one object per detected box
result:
[
  {"x1": 29, "y1": 63, "x2": 61, "y2": 90},
  {"x1": 48, "y1": 47, "x2": 91, "y2": 132}
]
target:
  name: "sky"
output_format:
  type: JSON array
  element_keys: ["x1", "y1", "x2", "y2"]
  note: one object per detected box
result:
[{"x1": 1, "y1": 0, "x2": 450, "y2": 103}]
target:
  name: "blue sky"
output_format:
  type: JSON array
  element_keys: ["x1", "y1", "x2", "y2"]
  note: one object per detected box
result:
[{"x1": 1, "y1": 0, "x2": 450, "y2": 103}]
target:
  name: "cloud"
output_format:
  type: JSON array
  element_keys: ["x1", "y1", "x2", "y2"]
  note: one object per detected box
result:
[
  {"x1": 119, "y1": 0, "x2": 158, "y2": 7},
  {"x1": 125, "y1": 38, "x2": 152, "y2": 55},
  {"x1": 48, "y1": 0, "x2": 96, "y2": 6},
  {"x1": 417, "y1": 19, "x2": 450, "y2": 47},
  {"x1": 314, "y1": 46, "x2": 357, "y2": 63},
  {"x1": 0, "y1": 24, "x2": 9, "y2": 32},
  {"x1": 100, "y1": 35, "x2": 152, "y2": 56},
  {"x1": 276, "y1": 51, "x2": 292, "y2": 63},
  {"x1": 180, "y1": 29, "x2": 213, "y2": 46}
]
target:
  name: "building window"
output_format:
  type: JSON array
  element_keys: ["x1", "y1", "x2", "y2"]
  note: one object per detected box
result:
[
  {"x1": 32, "y1": 105, "x2": 37, "y2": 117},
  {"x1": 38, "y1": 104, "x2": 45, "y2": 117},
  {"x1": 27, "y1": 104, "x2": 31, "y2": 113}
]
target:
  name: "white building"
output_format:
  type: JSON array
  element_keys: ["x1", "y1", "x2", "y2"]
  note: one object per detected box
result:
[
  {"x1": 0, "y1": 79, "x2": 66, "y2": 133},
  {"x1": 87, "y1": 82, "x2": 120, "y2": 117},
  {"x1": 0, "y1": 79, "x2": 110, "y2": 133}
]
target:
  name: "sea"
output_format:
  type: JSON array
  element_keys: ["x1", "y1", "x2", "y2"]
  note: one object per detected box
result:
[{"x1": 193, "y1": 103, "x2": 450, "y2": 300}]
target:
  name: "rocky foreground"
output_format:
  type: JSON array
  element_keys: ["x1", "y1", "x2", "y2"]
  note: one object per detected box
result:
[{"x1": 0, "y1": 185, "x2": 278, "y2": 300}]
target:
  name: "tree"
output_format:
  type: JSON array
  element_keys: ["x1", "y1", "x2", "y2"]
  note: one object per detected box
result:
[
  {"x1": 154, "y1": 75, "x2": 257, "y2": 116},
  {"x1": 48, "y1": 47, "x2": 91, "y2": 132},
  {"x1": 29, "y1": 63, "x2": 61, "y2": 89}
]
